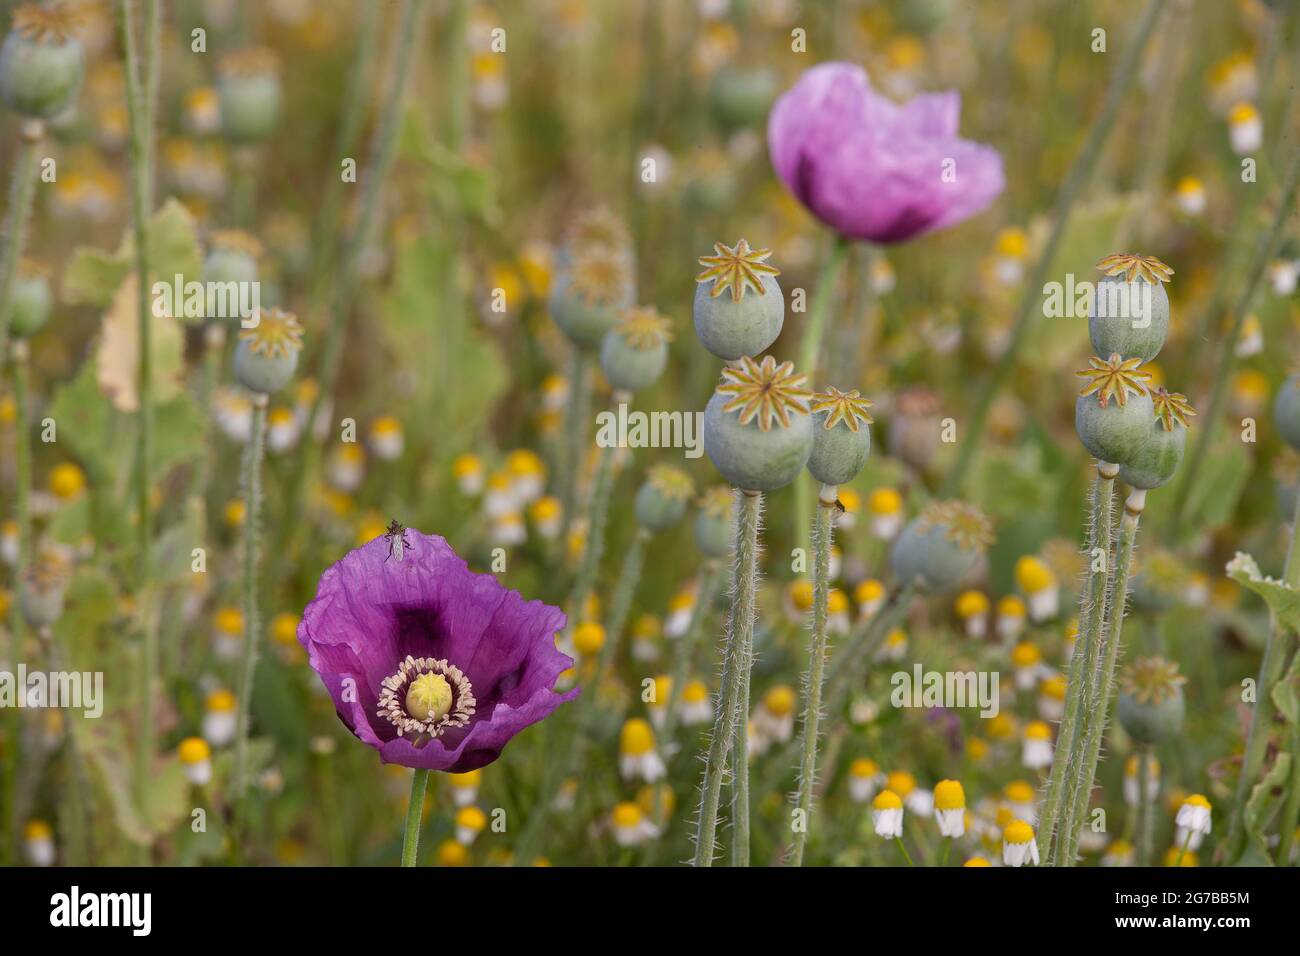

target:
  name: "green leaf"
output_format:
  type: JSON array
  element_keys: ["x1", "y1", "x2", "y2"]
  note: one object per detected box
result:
[
  {"x1": 60, "y1": 197, "x2": 203, "y2": 312},
  {"x1": 72, "y1": 717, "x2": 191, "y2": 846},
  {"x1": 1225, "y1": 552, "x2": 1300, "y2": 636},
  {"x1": 1241, "y1": 751, "x2": 1291, "y2": 865}
]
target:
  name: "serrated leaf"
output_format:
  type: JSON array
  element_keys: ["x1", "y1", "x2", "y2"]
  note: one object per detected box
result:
[
  {"x1": 61, "y1": 198, "x2": 202, "y2": 310},
  {"x1": 1225, "y1": 552, "x2": 1300, "y2": 636},
  {"x1": 1241, "y1": 751, "x2": 1291, "y2": 865}
]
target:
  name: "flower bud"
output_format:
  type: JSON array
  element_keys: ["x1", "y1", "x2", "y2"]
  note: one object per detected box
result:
[
  {"x1": 806, "y1": 387, "x2": 873, "y2": 486},
  {"x1": 709, "y1": 65, "x2": 777, "y2": 130},
  {"x1": 890, "y1": 501, "x2": 993, "y2": 594},
  {"x1": 0, "y1": 5, "x2": 84, "y2": 119},
  {"x1": 599, "y1": 306, "x2": 671, "y2": 392},
  {"x1": 692, "y1": 239, "x2": 784, "y2": 361},
  {"x1": 702, "y1": 355, "x2": 812, "y2": 491}
]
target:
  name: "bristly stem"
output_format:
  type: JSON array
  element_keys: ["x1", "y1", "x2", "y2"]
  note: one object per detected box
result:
[
  {"x1": 401, "y1": 768, "x2": 430, "y2": 867},
  {"x1": 1168, "y1": 140, "x2": 1300, "y2": 537},
  {"x1": 1040, "y1": 462, "x2": 1116, "y2": 861},
  {"x1": 940, "y1": 0, "x2": 1168, "y2": 497},
  {"x1": 795, "y1": 237, "x2": 849, "y2": 555},
  {"x1": 1060, "y1": 486, "x2": 1146, "y2": 865},
  {"x1": 694, "y1": 490, "x2": 762, "y2": 866},
  {"x1": 1224, "y1": 485, "x2": 1300, "y2": 861},
  {"x1": 0, "y1": 121, "x2": 43, "y2": 383},
  {"x1": 119, "y1": 0, "x2": 161, "y2": 822},
  {"x1": 790, "y1": 483, "x2": 837, "y2": 866},
  {"x1": 232, "y1": 396, "x2": 268, "y2": 803}
]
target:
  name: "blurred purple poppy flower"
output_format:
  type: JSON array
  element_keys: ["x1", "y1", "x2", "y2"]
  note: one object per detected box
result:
[
  {"x1": 298, "y1": 530, "x2": 576, "y2": 772},
  {"x1": 768, "y1": 62, "x2": 1004, "y2": 243}
]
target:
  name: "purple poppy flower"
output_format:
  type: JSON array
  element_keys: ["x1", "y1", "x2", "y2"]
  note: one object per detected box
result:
[
  {"x1": 768, "y1": 62, "x2": 1004, "y2": 243},
  {"x1": 298, "y1": 530, "x2": 577, "y2": 772}
]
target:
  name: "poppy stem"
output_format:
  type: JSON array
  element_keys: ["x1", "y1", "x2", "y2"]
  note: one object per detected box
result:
[
  {"x1": 1168, "y1": 139, "x2": 1300, "y2": 537},
  {"x1": 940, "y1": 0, "x2": 1168, "y2": 497},
  {"x1": 0, "y1": 120, "x2": 42, "y2": 389},
  {"x1": 1224, "y1": 483, "x2": 1300, "y2": 862},
  {"x1": 693, "y1": 490, "x2": 762, "y2": 866},
  {"x1": 603, "y1": 528, "x2": 649, "y2": 662},
  {"x1": 232, "y1": 397, "x2": 268, "y2": 805},
  {"x1": 401, "y1": 769, "x2": 430, "y2": 867},
  {"x1": 795, "y1": 236, "x2": 849, "y2": 558},
  {"x1": 1060, "y1": 487, "x2": 1144, "y2": 865},
  {"x1": 790, "y1": 484, "x2": 837, "y2": 866},
  {"x1": 1040, "y1": 462, "x2": 1116, "y2": 862},
  {"x1": 1134, "y1": 747, "x2": 1154, "y2": 867}
]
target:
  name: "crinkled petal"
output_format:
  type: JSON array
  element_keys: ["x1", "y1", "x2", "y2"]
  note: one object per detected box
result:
[{"x1": 298, "y1": 530, "x2": 576, "y2": 772}]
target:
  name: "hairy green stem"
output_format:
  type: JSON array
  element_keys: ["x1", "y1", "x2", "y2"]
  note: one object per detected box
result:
[
  {"x1": 603, "y1": 529, "x2": 648, "y2": 657},
  {"x1": 1061, "y1": 487, "x2": 1145, "y2": 865},
  {"x1": 1276, "y1": 723, "x2": 1300, "y2": 864},
  {"x1": 559, "y1": 351, "x2": 591, "y2": 542},
  {"x1": 232, "y1": 397, "x2": 268, "y2": 802},
  {"x1": 795, "y1": 238, "x2": 849, "y2": 553},
  {"x1": 1169, "y1": 142, "x2": 1300, "y2": 536},
  {"x1": 401, "y1": 768, "x2": 430, "y2": 866},
  {"x1": 0, "y1": 121, "x2": 42, "y2": 380},
  {"x1": 790, "y1": 484, "x2": 837, "y2": 866},
  {"x1": 1040, "y1": 464, "x2": 1116, "y2": 860},
  {"x1": 567, "y1": 440, "x2": 617, "y2": 627},
  {"x1": 1224, "y1": 486, "x2": 1300, "y2": 861},
  {"x1": 694, "y1": 490, "x2": 761, "y2": 867},
  {"x1": 940, "y1": 0, "x2": 1168, "y2": 496}
]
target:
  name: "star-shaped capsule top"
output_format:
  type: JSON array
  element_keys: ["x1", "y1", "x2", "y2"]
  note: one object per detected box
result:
[{"x1": 696, "y1": 239, "x2": 780, "y2": 303}]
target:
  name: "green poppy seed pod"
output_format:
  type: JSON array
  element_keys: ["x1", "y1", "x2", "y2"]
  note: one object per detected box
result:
[
  {"x1": 549, "y1": 247, "x2": 635, "y2": 350},
  {"x1": 702, "y1": 355, "x2": 812, "y2": 492},
  {"x1": 634, "y1": 465, "x2": 695, "y2": 533},
  {"x1": 9, "y1": 264, "x2": 51, "y2": 338},
  {"x1": 0, "y1": 6, "x2": 84, "y2": 119},
  {"x1": 18, "y1": 555, "x2": 69, "y2": 629},
  {"x1": 1116, "y1": 657, "x2": 1186, "y2": 745},
  {"x1": 694, "y1": 486, "x2": 736, "y2": 558},
  {"x1": 806, "y1": 387, "x2": 873, "y2": 486},
  {"x1": 709, "y1": 65, "x2": 777, "y2": 130},
  {"x1": 556, "y1": 207, "x2": 633, "y2": 270},
  {"x1": 693, "y1": 239, "x2": 784, "y2": 360},
  {"x1": 203, "y1": 230, "x2": 262, "y2": 321},
  {"x1": 233, "y1": 307, "x2": 303, "y2": 394},
  {"x1": 217, "y1": 49, "x2": 282, "y2": 145},
  {"x1": 1088, "y1": 254, "x2": 1173, "y2": 363},
  {"x1": 1273, "y1": 374, "x2": 1300, "y2": 451},
  {"x1": 1118, "y1": 389, "x2": 1193, "y2": 490},
  {"x1": 1074, "y1": 354, "x2": 1156, "y2": 465},
  {"x1": 889, "y1": 501, "x2": 993, "y2": 594},
  {"x1": 600, "y1": 306, "x2": 671, "y2": 392},
  {"x1": 1130, "y1": 549, "x2": 1185, "y2": 614}
]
